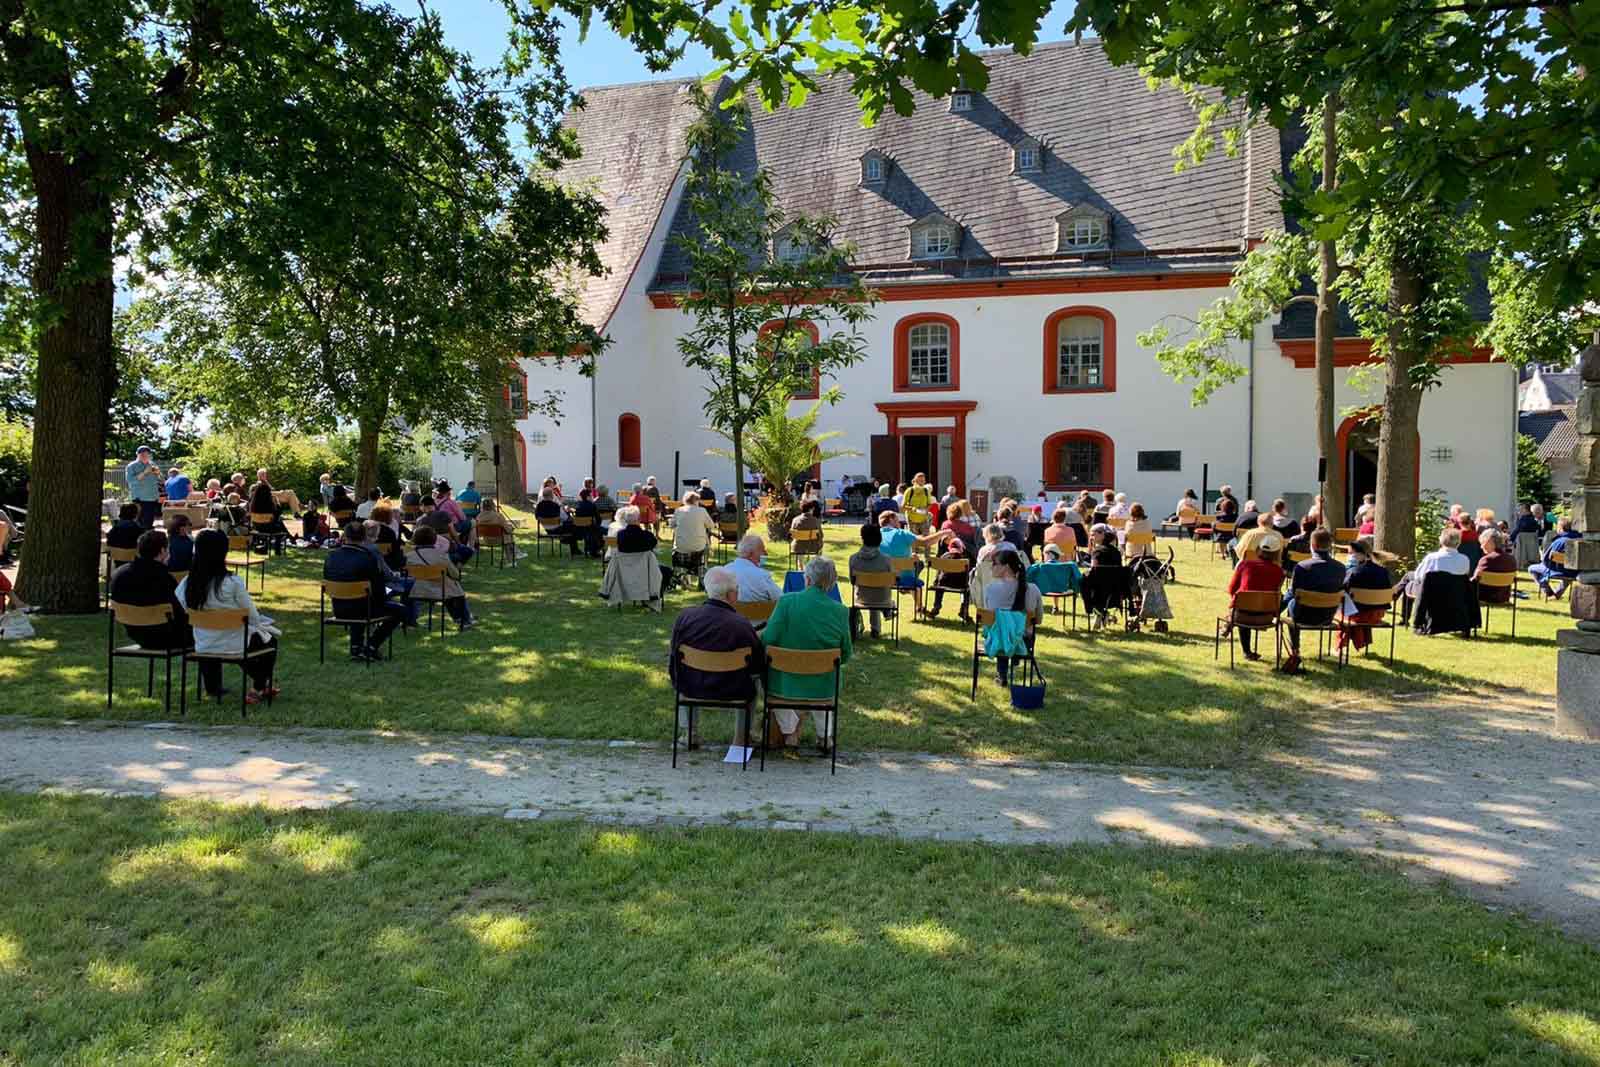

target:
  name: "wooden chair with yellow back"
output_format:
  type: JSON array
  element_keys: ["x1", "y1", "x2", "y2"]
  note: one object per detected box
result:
[
  {"x1": 761, "y1": 647, "x2": 844, "y2": 774},
  {"x1": 226, "y1": 534, "x2": 266, "y2": 593},
  {"x1": 106, "y1": 600, "x2": 190, "y2": 717},
  {"x1": 672, "y1": 644, "x2": 760, "y2": 768},
  {"x1": 1215, "y1": 589, "x2": 1283, "y2": 669}
]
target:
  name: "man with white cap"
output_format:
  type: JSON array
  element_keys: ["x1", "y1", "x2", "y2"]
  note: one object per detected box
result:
[{"x1": 125, "y1": 445, "x2": 163, "y2": 528}]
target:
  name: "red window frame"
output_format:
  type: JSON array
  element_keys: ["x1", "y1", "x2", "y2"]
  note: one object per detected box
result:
[
  {"x1": 1042, "y1": 306, "x2": 1116, "y2": 393},
  {"x1": 618, "y1": 412, "x2": 641, "y2": 468},
  {"x1": 893, "y1": 313, "x2": 961, "y2": 393},
  {"x1": 757, "y1": 319, "x2": 821, "y2": 400},
  {"x1": 503, "y1": 365, "x2": 530, "y2": 418},
  {"x1": 1041, "y1": 429, "x2": 1114, "y2": 492}
]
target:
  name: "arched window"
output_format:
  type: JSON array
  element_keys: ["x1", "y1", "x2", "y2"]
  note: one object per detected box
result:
[
  {"x1": 1042, "y1": 430, "x2": 1114, "y2": 491},
  {"x1": 1043, "y1": 306, "x2": 1116, "y2": 393},
  {"x1": 504, "y1": 367, "x2": 529, "y2": 419},
  {"x1": 893, "y1": 313, "x2": 960, "y2": 392},
  {"x1": 618, "y1": 413, "x2": 641, "y2": 468}
]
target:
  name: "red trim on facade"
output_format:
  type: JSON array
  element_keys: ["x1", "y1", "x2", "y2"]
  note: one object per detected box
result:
[
  {"x1": 893, "y1": 312, "x2": 962, "y2": 393},
  {"x1": 874, "y1": 401, "x2": 978, "y2": 494},
  {"x1": 1041, "y1": 429, "x2": 1115, "y2": 492},
  {"x1": 503, "y1": 366, "x2": 530, "y2": 419},
  {"x1": 618, "y1": 412, "x2": 642, "y2": 468},
  {"x1": 1042, "y1": 306, "x2": 1117, "y2": 394},
  {"x1": 1277, "y1": 339, "x2": 1496, "y2": 368},
  {"x1": 757, "y1": 318, "x2": 822, "y2": 399},
  {"x1": 513, "y1": 432, "x2": 527, "y2": 495},
  {"x1": 1335, "y1": 412, "x2": 1420, "y2": 500},
  {"x1": 646, "y1": 271, "x2": 1236, "y2": 308}
]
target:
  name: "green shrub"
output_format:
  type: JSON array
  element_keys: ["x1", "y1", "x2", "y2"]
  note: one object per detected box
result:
[
  {"x1": 181, "y1": 431, "x2": 348, "y2": 500},
  {"x1": 328, "y1": 428, "x2": 433, "y2": 494},
  {"x1": 0, "y1": 420, "x2": 30, "y2": 507}
]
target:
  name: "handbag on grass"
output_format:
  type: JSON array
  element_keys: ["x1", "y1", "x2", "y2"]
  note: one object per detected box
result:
[{"x1": 0, "y1": 609, "x2": 35, "y2": 640}]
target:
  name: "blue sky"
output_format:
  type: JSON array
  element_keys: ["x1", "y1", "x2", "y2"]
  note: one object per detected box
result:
[{"x1": 439, "y1": 0, "x2": 1080, "y2": 92}]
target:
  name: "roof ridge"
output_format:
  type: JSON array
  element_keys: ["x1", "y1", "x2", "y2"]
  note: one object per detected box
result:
[{"x1": 576, "y1": 76, "x2": 700, "y2": 96}]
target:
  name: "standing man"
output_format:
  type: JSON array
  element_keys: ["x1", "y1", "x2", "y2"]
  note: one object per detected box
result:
[
  {"x1": 164, "y1": 465, "x2": 192, "y2": 503},
  {"x1": 903, "y1": 472, "x2": 934, "y2": 535},
  {"x1": 125, "y1": 445, "x2": 163, "y2": 528}
]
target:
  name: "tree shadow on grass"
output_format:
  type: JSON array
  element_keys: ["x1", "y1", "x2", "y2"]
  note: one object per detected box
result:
[{"x1": 2, "y1": 793, "x2": 1598, "y2": 1064}]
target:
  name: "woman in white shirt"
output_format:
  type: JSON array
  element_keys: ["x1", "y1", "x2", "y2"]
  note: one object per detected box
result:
[{"x1": 177, "y1": 529, "x2": 280, "y2": 704}]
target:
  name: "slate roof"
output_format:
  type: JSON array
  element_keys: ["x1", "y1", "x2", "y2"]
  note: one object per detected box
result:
[
  {"x1": 1272, "y1": 254, "x2": 1494, "y2": 342},
  {"x1": 558, "y1": 78, "x2": 702, "y2": 328},
  {"x1": 1519, "y1": 371, "x2": 1582, "y2": 410},
  {"x1": 1521, "y1": 407, "x2": 1578, "y2": 462},
  {"x1": 637, "y1": 41, "x2": 1282, "y2": 289}
]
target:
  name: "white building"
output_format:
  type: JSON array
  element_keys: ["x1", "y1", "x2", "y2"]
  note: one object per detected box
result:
[{"x1": 433, "y1": 43, "x2": 1517, "y2": 524}]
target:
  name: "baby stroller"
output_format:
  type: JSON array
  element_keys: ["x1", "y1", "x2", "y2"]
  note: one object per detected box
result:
[
  {"x1": 1129, "y1": 553, "x2": 1175, "y2": 634},
  {"x1": 668, "y1": 549, "x2": 708, "y2": 592}
]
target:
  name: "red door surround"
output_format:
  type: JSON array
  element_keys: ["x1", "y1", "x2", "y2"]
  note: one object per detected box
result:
[{"x1": 874, "y1": 401, "x2": 978, "y2": 495}]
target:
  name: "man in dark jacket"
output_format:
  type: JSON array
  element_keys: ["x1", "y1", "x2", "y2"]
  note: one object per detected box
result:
[
  {"x1": 668, "y1": 566, "x2": 763, "y2": 749},
  {"x1": 108, "y1": 530, "x2": 191, "y2": 651},
  {"x1": 1282, "y1": 528, "x2": 1345, "y2": 674},
  {"x1": 323, "y1": 522, "x2": 407, "y2": 661},
  {"x1": 572, "y1": 490, "x2": 603, "y2": 557}
]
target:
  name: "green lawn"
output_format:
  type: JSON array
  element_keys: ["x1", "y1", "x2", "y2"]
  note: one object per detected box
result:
[
  {"x1": 0, "y1": 522, "x2": 1568, "y2": 767},
  {"x1": 2, "y1": 792, "x2": 1597, "y2": 1065}
]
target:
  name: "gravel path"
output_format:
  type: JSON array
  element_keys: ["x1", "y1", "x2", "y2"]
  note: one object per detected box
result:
[{"x1": 1, "y1": 695, "x2": 1595, "y2": 940}]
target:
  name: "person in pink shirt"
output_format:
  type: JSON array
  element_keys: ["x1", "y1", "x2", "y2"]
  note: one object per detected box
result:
[{"x1": 432, "y1": 481, "x2": 475, "y2": 546}]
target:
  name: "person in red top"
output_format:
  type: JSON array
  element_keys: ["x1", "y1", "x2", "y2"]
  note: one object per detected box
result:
[
  {"x1": 1225, "y1": 535, "x2": 1285, "y2": 661},
  {"x1": 628, "y1": 483, "x2": 658, "y2": 532}
]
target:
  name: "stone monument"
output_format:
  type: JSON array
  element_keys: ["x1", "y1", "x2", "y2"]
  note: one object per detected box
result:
[{"x1": 1555, "y1": 338, "x2": 1600, "y2": 738}]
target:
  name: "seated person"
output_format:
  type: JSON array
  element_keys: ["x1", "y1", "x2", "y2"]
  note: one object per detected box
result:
[
  {"x1": 1235, "y1": 513, "x2": 1275, "y2": 563},
  {"x1": 1268, "y1": 498, "x2": 1300, "y2": 540},
  {"x1": 762, "y1": 556, "x2": 852, "y2": 753},
  {"x1": 417, "y1": 497, "x2": 473, "y2": 564},
  {"x1": 1089, "y1": 530, "x2": 1122, "y2": 570},
  {"x1": 432, "y1": 482, "x2": 475, "y2": 547},
  {"x1": 941, "y1": 501, "x2": 978, "y2": 556},
  {"x1": 406, "y1": 526, "x2": 476, "y2": 630},
  {"x1": 109, "y1": 529, "x2": 191, "y2": 652},
  {"x1": 848, "y1": 523, "x2": 896, "y2": 637},
  {"x1": 878, "y1": 510, "x2": 950, "y2": 615},
  {"x1": 204, "y1": 477, "x2": 224, "y2": 501},
  {"x1": 975, "y1": 522, "x2": 1007, "y2": 564},
  {"x1": 1106, "y1": 493, "x2": 1133, "y2": 522},
  {"x1": 994, "y1": 506, "x2": 1027, "y2": 554},
  {"x1": 928, "y1": 534, "x2": 973, "y2": 621},
  {"x1": 178, "y1": 529, "x2": 280, "y2": 703},
  {"x1": 456, "y1": 481, "x2": 482, "y2": 519},
  {"x1": 864, "y1": 484, "x2": 896, "y2": 524},
  {"x1": 594, "y1": 485, "x2": 619, "y2": 512},
  {"x1": 982, "y1": 548, "x2": 1044, "y2": 685},
  {"x1": 569, "y1": 490, "x2": 603, "y2": 557},
  {"x1": 165, "y1": 513, "x2": 195, "y2": 573},
  {"x1": 1121, "y1": 503, "x2": 1154, "y2": 559},
  {"x1": 1529, "y1": 517, "x2": 1580, "y2": 597},
  {"x1": 1225, "y1": 535, "x2": 1285, "y2": 661},
  {"x1": 722, "y1": 492, "x2": 740, "y2": 519},
  {"x1": 1355, "y1": 493, "x2": 1376, "y2": 526},
  {"x1": 218, "y1": 492, "x2": 249, "y2": 534},
  {"x1": 355, "y1": 488, "x2": 381, "y2": 520},
  {"x1": 1174, "y1": 489, "x2": 1202, "y2": 523},
  {"x1": 1043, "y1": 509, "x2": 1079, "y2": 556},
  {"x1": 1340, "y1": 537, "x2": 1396, "y2": 652},
  {"x1": 247, "y1": 469, "x2": 290, "y2": 552},
  {"x1": 370, "y1": 504, "x2": 407, "y2": 571},
  {"x1": 1281, "y1": 528, "x2": 1344, "y2": 674},
  {"x1": 1473, "y1": 528, "x2": 1516, "y2": 604},
  {"x1": 667, "y1": 566, "x2": 764, "y2": 750},
  {"x1": 105, "y1": 503, "x2": 144, "y2": 550},
  {"x1": 627, "y1": 483, "x2": 657, "y2": 531},
  {"x1": 789, "y1": 500, "x2": 823, "y2": 541},
  {"x1": 397, "y1": 482, "x2": 421, "y2": 512},
  {"x1": 323, "y1": 522, "x2": 409, "y2": 661},
  {"x1": 672, "y1": 491, "x2": 718, "y2": 571},
  {"x1": 328, "y1": 484, "x2": 358, "y2": 523},
  {"x1": 301, "y1": 500, "x2": 328, "y2": 546},
  {"x1": 728, "y1": 535, "x2": 782, "y2": 605},
  {"x1": 616, "y1": 505, "x2": 673, "y2": 587},
  {"x1": 1508, "y1": 502, "x2": 1540, "y2": 540},
  {"x1": 1406, "y1": 527, "x2": 1471, "y2": 600}
]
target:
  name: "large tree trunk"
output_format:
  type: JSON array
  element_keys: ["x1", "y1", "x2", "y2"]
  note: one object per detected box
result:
[
  {"x1": 1375, "y1": 261, "x2": 1424, "y2": 562},
  {"x1": 1315, "y1": 92, "x2": 1344, "y2": 529},
  {"x1": 487, "y1": 391, "x2": 527, "y2": 508},
  {"x1": 355, "y1": 416, "x2": 382, "y2": 497},
  {"x1": 15, "y1": 157, "x2": 118, "y2": 614}
]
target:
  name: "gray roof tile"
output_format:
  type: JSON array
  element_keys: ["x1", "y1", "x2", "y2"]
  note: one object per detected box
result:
[
  {"x1": 559, "y1": 78, "x2": 701, "y2": 327},
  {"x1": 641, "y1": 41, "x2": 1280, "y2": 287},
  {"x1": 1520, "y1": 407, "x2": 1579, "y2": 460}
]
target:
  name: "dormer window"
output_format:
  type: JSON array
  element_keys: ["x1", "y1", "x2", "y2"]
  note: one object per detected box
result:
[
  {"x1": 774, "y1": 232, "x2": 811, "y2": 264},
  {"x1": 860, "y1": 149, "x2": 889, "y2": 187},
  {"x1": 1055, "y1": 205, "x2": 1111, "y2": 252},
  {"x1": 949, "y1": 91, "x2": 973, "y2": 113},
  {"x1": 1013, "y1": 136, "x2": 1042, "y2": 174},
  {"x1": 909, "y1": 212, "x2": 961, "y2": 259}
]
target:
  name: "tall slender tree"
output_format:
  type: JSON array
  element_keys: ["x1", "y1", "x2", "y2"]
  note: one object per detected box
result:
[{"x1": 671, "y1": 85, "x2": 877, "y2": 534}]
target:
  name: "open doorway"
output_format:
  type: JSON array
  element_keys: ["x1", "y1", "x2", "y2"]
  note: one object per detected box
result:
[
  {"x1": 899, "y1": 432, "x2": 952, "y2": 489},
  {"x1": 1341, "y1": 419, "x2": 1379, "y2": 526}
]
